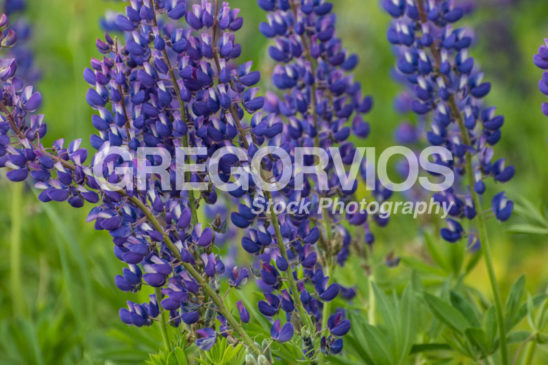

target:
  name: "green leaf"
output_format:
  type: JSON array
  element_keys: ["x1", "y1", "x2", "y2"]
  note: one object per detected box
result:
[
  {"x1": 169, "y1": 348, "x2": 189, "y2": 365},
  {"x1": 514, "y1": 199, "x2": 548, "y2": 227},
  {"x1": 507, "y1": 331, "x2": 531, "y2": 344},
  {"x1": 534, "y1": 296, "x2": 548, "y2": 329},
  {"x1": 464, "y1": 328, "x2": 488, "y2": 355},
  {"x1": 396, "y1": 285, "x2": 418, "y2": 365},
  {"x1": 508, "y1": 224, "x2": 548, "y2": 235},
  {"x1": 371, "y1": 283, "x2": 399, "y2": 343},
  {"x1": 345, "y1": 312, "x2": 376, "y2": 364},
  {"x1": 424, "y1": 231, "x2": 449, "y2": 272},
  {"x1": 360, "y1": 324, "x2": 392, "y2": 365},
  {"x1": 527, "y1": 293, "x2": 536, "y2": 331},
  {"x1": 410, "y1": 343, "x2": 451, "y2": 354},
  {"x1": 450, "y1": 292, "x2": 481, "y2": 328},
  {"x1": 400, "y1": 257, "x2": 446, "y2": 277},
  {"x1": 511, "y1": 294, "x2": 548, "y2": 330},
  {"x1": 423, "y1": 292, "x2": 470, "y2": 334},
  {"x1": 447, "y1": 240, "x2": 466, "y2": 276},
  {"x1": 464, "y1": 251, "x2": 482, "y2": 276},
  {"x1": 483, "y1": 306, "x2": 497, "y2": 353},
  {"x1": 505, "y1": 275, "x2": 526, "y2": 330},
  {"x1": 537, "y1": 333, "x2": 548, "y2": 344}
]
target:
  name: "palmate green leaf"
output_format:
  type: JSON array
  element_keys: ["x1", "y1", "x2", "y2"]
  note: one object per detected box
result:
[
  {"x1": 351, "y1": 283, "x2": 419, "y2": 365},
  {"x1": 447, "y1": 241, "x2": 466, "y2": 276},
  {"x1": 400, "y1": 257, "x2": 446, "y2": 277},
  {"x1": 146, "y1": 339, "x2": 192, "y2": 365},
  {"x1": 424, "y1": 231, "x2": 450, "y2": 272},
  {"x1": 197, "y1": 337, "x2": 245, "y2": 365},
  {"x1": 360, "y1": 324, "x2": 392, "y2": 365},
  {"x1": 445, "y1": 333, "x2": 477, "y2": 360},
  {"x1": 450, "y1": 292, "x2": 481, "y2": 328},
  {"x1": 527, "y1": 293, "x2": 536, "y2": 331},
  {"x1": 534, "y1": 295, "x2": 548, "y2": 330},
  {"x1": 509, "y1": 198, "x2": 548, "y2": 235},
  {"x1": 507, "y1": 331, "x2": 531, "y2": 344},
  {"x1": 537, "y1": 333, "x2": 548, "y2": 344},
  {"x1": 371, "y1": 283, "x2": 402, "y2": 364},
  {"x1": 505, "y1": 275, "x2": 526, "y2": 330},
  {"x1": 509, "y1": 293, "x2": 548, "y2": 330},
  {"x1": 464, "y1": 251, "x2": 482, "y2": 276},
  {"x1": 396, "y1": 285, "x2": 419, "y2": 365},
  {"x1": 4, "y1": 318, "x2": 44, "y2": 365},
  {"x1": 409, "y1": 343, "x2": 451, "y2": 354},
  {"x1": 343, "y1": 311, "x2": 376, "y2": 364},
  {"x1": 508, "y1": 224, "x2": 548, "y2": 235},
  {"x1": 39, "y1": 201, "x2": 93, "y2": 323},
  {"x1": 423, "y1": 293, "x2": 470, "y2": 334},
  {"x1": 514, "y1": 198, "x2": 548, "y2": 227},
  {"x1": 464, "y1": 328, "x2": 489, "y2": 356},
  {"x1": 483, "y1": 306, "x2": 497, "y2": 354}
]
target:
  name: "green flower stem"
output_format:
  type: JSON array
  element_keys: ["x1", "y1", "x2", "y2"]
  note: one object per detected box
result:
[
  {"x1": 449, "y1": 96, "x2": 508, "y2": 365},
  {"x1": 289, "y1": 0, "x2": 336, "y2": 336},
  {"x1": 264, "y1": 191, "x2": 316, "y2": 334},
  {"x1": 413, "y1": 1, "x2": 509, "y2": 362},
  {"x1": 320, "y1": 218, "x2": 335, "y2": 337},
  {"x1": 155, "y1": 287, "x2": 172, "y2": 351},
  {"x1": 10, "y1": 182, "x2": 26, "y2": 316}
]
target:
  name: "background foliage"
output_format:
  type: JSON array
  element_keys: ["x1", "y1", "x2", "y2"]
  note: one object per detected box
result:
[{"x1": 1, "y1": 0, "x2": 548, "y2": 363}]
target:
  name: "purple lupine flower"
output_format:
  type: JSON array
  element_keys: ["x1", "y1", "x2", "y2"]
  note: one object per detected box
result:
[
  {"x1": 383, "y1": 0, "x2": 514, "y2": 243},
  {"x1": 534, "y1": 39, "x2": 548, "y2": 117},
  {"x1": 327, "y1": 310, "x2": 351, "y2": 337},
  {"x1": 2, "y1": 0, "x2": 40, "y2": 83},
  {"x1": 0, "y1": 2, "x2": 267, "y2": 357},
  {"x1": 79, "y1": 0, "x2": 264, "y2": 352},
  {"x1": 251, "y1": 0, "x2": 391, "y2": 356},
  {"x1": 237, "y1": 300, "x2": 250, "y2": 324},
  {"x1": 270, "y1": 319, "x2": 293, "y2": 343},
  {"x1": 196, "y1": 328, "x2": 217, "y2": 351}
]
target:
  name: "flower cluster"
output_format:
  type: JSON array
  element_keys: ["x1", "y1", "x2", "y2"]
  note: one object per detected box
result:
[
  {"x1": 251, "y1": 0, "x2": 389, "y2": 356},
  {"x1": 0, "y1": 0, "x2": 266, "y2": 358},
  {"x1": 85, "y1": 0, "x2": 269, "y2": 354},
  {"x1": 534, "y1": 39, "x2": 548, "y2": 117},
  {"x1": 383, "y1": 0, "x2": 514, "y2": 243},
  {"x1": 2, "y1": 0, "x2": 39, "y2": 84}
]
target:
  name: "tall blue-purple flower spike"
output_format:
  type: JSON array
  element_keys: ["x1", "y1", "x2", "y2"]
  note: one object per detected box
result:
[
  {"x1": 2, "y1": 0, "x2": 40, "y2": 83},
  {"x1": 0, "y1": 3, "x2": 267, "y2": 357},
  {"x1": 383, "y1": 0, "x2": 514, "y2": 243},
  {"x1": 253, "y1": 0, "x2": 380, "y2": 357},
  {"x1": 83, "y1": 0, "x2": 270, "y2": 352},
  {"x1": 534, "y1": 39, "x2": 548, "y2": 117},
  {"x1": 0, "y1": 14, "x2": 97, "y2": 208}
]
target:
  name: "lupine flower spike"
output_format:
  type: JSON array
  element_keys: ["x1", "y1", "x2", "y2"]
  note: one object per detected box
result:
[
  {"x1": 383, "y1": 0, "x2": 514, "y2": 363},
  {"x1": 254, "y1": 0, "x2": 391, "y2": 357},
  {"x1": 0, "y1": 1, "x2": 266, "y2": 359}
]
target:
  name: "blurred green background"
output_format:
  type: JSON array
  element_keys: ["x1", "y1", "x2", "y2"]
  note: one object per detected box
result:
[{"x1": 1, "y1": 0, "x2": 548, "y2": 363}]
